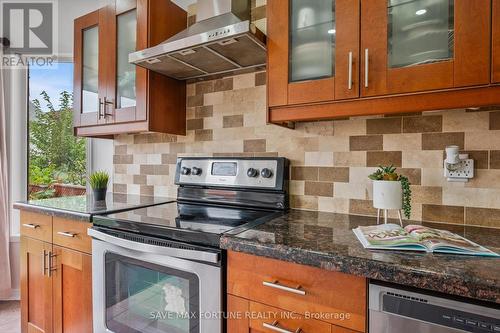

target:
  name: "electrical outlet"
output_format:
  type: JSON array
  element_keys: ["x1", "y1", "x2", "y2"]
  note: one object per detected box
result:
[{"x1": 444, "y1": 157, "x2": 474, "y2": 182}]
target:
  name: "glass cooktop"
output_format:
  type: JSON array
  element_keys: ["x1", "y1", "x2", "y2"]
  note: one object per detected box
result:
[{"x1": 93, "y1": 201, "x2": 281, "y2": 247}]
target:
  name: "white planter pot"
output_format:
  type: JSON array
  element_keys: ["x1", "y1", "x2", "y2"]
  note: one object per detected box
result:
[{"x1": 372, "y1": 180, "x2": 403, "y2": 210}]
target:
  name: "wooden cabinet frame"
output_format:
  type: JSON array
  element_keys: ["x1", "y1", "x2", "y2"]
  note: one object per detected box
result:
[{"x1": 493, "y1": 0, "x2": 500, "y2": 83}]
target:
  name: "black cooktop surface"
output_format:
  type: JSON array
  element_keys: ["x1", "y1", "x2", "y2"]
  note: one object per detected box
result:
[{"x1": 92, "y1": 201, "x2": 282, "y2": 247}]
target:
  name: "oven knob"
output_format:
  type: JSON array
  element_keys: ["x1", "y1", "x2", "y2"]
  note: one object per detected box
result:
[
  {"x1": 247, "y1": 168, "x2": 259, "y2": 178},
  {"x1": 261, "y1": 168, "x2": 273, "y2": 178},
  {"x1": 192, "y1": 167, "x2": 202, "y2": 176},
  {"x1": 181, "y1": 167, "x2": 191, "y2": 175}
]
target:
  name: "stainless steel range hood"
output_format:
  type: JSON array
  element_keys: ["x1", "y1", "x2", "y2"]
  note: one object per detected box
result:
[{"x1": 129, "y1": 0, "x2": 266, "y2": 81}]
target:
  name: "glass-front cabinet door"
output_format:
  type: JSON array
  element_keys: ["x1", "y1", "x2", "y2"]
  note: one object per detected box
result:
[
  {"x1": 73, "y1": 9, "x2": 107, "y2": 127},
  {"x1": 106, "y1": 0, "x2": 140, "y2": 123},
  {"x1": 268, "y1": 0, "x2": 360, "y2": 107},
  {"x1": 361, "y1": 0, "x2": 491, "y2": 96}
]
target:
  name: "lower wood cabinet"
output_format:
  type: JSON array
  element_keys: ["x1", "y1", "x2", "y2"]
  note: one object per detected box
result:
[
  {"x1": 227, "y1": 251, "x2": 367, "y2": 333},
  {"x1": 20, "y1": 211, "x2": 93, "y2": 333}
]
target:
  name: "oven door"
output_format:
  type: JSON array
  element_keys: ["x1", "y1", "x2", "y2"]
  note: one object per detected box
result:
[{"x1": 88, "y1": 228, "x2": 222, "y2": 333}]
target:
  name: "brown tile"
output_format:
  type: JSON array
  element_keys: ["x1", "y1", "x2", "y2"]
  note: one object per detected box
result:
[
  {"x1": 403, "y1": 115, "x2": 442, "y2": 133},
  {"x1": 349, "y1": 199, "x2": 377, "y2": 216},
  {"x1": 113, "y1": 183, "x2": 127, "y2": 193},
  {"x1": 422, "y1": 132, "x2": 465, "y2": 150},
  {"x1": 140, "y1": 185, "x2": 154, "y2": 196},
  {"x1": 133, "y1": 175, "x2": 147, "y2": 185},
  {"x1": 187, "y1": 15, "x2": 196, "y2": 27},
  {"x1": 411, "y1": 186, "x2": 442, "y2": 205},
  {"x1": 489, "y1": 111, "x2": 500, "y2": 130},
  {"x1": 349, "y1": 135, "x2": 383, "y2": 151},
  {"x1": 366, "y1": 117, "x2": 402, "y2": 134},
  {"x1": 491, "y1": 151, "x2": 500, "y2": 169},
  {"x1": 466, "y1": 207, "x2": 500, "y2": 228},
  {"x1": 243, "y1": 139, "x2": 266, "y2": 152},
  {"x1": 194, "y1": 129, "x2": 213, "y2": 141},
  {"x1": 113, "y1": 155, "x2": 133, "y2": 164},
  {"x1": 187, "y1": 118, "x2": 203, "y2": 130},
  {"x1": 255, "y1": 72, "x2": 266, "y2": 86},
  {"x1": 140, "y1": 165, "x2": 155, "y2": 175},
  {"x1": 290, "y1": 195, "x2": 318, "y2": 210},
  {"x1": 367, "y1": 151, "x2": 402, "y2": 167},
  {"x1": 187, "y1": 95, "x2": 203, "y2": 107},
  {"x1": 460, "y1": 150, "x2": 488, "y2": 169},
  {"x1": 195, "y1": 105, "x2": 213, "y2": 118},
  {"x1": 214, "y1": 78, "x2": 233, "y2": 92},
  {"x1": 304, "y1": 182, "x2": 333, "y2": 197},
  {"x1": 114, "y1": 145, "x2": 127, "y2": 155},
  {"x1": 398, "y1": 168, "x2": 422, "y2": 185},
  {"x1": 162, "y1": 154, "x2": 177, "y2": 164},
  {"x1": 318, "y1": 167, "x2": 349, "y2": 182},
  {"x1": 422, "y1": 204, "x2": 464, "y2": 224},
  {"x1": 195, "y1": 81, "x2": 213, "y2": 95},
  {"x1": 223, "y1": 115, "x2": 244, "y2": 128},
  {"x1": 291, "y1": 166, "x2": 318, "y2": 181}
]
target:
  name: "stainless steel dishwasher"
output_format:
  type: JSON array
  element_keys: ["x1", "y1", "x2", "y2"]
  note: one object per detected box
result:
[{"x1": 369, "y1": 283, "x2": 500, "y2": 333}]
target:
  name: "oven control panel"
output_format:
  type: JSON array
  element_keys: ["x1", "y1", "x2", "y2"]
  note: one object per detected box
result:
[{"x1": 175, "y1": 157, "x2": 287, "y2": 190}]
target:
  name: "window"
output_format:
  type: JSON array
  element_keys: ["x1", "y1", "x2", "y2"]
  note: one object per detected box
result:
[{"x1": 28, "y1": 63, "x2": 87, "y2": 199}]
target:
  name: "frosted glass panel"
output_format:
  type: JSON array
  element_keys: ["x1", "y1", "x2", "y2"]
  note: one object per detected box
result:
[
  {"x1": 117, "y1": 10, "x2": 137, "y2": 109},
  {"x1": 289, "y1": 0, "x2": 335, "y2": 82},
  {"x1": 82, "y1": 26, "x2": 99, "y2": 113},
  {"x1": 388, "y1": 0, "x2": 454, "y2": 68}
]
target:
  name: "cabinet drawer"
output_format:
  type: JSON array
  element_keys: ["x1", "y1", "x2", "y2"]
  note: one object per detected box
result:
[
  {"x1": 53, "y1": 217, "x2": 92, "y2": 254},
  {"x1": 20, "y1": 211, "x2": 52, "y2": 242},
  {"x1": 249, "y1": 301, "x2": 331, "y2": 333},
  {"x1": 228, "y1": 251, "x2": 367, "y2": 332}
]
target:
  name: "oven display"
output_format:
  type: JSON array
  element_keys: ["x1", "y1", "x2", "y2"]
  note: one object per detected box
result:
[{"x1": 211, "y1": 162, "x2": 237, "y2": 176}]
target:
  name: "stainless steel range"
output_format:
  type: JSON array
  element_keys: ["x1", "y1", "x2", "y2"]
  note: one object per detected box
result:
[{"x1": 88, "y1": 157, "x2": 289, "y2": 333}]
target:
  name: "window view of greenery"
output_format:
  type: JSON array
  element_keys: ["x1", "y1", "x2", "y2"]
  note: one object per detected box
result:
[{"x1": 29, "y1": 63, "x2": 87, "y2": 199}]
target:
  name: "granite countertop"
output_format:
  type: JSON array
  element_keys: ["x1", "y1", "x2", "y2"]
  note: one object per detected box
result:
[
  {"x1": 14, "y1": 193, "x2": 175, "y2": 221},
  {"x1": 220, "y1": 210, "x2": 500, "y2": 304}
]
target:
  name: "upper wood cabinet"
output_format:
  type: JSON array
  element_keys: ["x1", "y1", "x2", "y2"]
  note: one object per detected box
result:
[
  {"x1": 361, "y1": 0, "x2": 491, "y2": 96},
  {"x1": 73, "y1": 0, "x2": 187, "y2": 137},
  {"x1": 267, "y1": 0, "x2": 500, "y2": 123},
  {"x1": 268, "y1": 0, "x2": 360, "y2": 107},
  {"x1": 493, "y1": 0, "x2": 500, "y2": 83}
]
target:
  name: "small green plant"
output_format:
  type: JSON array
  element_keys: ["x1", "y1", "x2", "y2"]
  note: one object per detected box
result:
[
  {"x1": 89, "y1": 171, "x2": 109, "y2": 190},
  {"x1": 369, "y1": 165, "x2": 412, "y2": 219}
]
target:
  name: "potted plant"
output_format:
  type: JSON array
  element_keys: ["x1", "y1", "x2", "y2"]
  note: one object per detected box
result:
[
  {"x1": 368, "y1": 165, "x2": 412, "y2": 224},
  {"x1": 89, "y1": 170, "x2": 109, "y2": 201}
]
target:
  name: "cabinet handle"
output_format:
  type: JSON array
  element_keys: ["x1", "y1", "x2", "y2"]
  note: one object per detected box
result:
[
  {"x1": 22, "y1": 223, "x2": 40, "y2": 229},
  {"x1": 47, "y1": 252, "x2": 56, "y2": 277},
  {"x1": 364, "y1": 48, "x2": 369, "y2": 88},
  {"x1": 57, "y1": 231, "x2": 77, "y2": 238},
  {"x1": 262, "y1": 280, "x2": 306, "y2": 296},
  {"x1": 348, "y1": 51, "x2": 353, "y2": 90},
  {"x1": 98, "y1": 98, "x2": 104, "y2": 119},
  {"x1": 42, "y1": 249, "x2": 47, "y2": 276},
  {"x1": 103, "y1": 97, "x2": 114, "y2": 117},
  {"x1": 263, "y1": 321, "x2": 302, "y2": 333}
]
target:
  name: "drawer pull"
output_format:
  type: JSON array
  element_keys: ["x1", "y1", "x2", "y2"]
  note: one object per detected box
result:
[
  {"x1": 263, "y1": 320, "x2": 302, "y2": 333},
  {"x1": 263, "y1": 280, "x2": 306, "y2": 296},
  {"x1": 23, "y1": 223, "x2": 40, "y2": 229},
  {"x1": 57, "y1": 231, "x2": 77, "y2": 238}
]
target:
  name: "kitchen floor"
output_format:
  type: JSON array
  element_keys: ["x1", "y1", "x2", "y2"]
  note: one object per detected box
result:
[{"x1": 0, "y1": 301, "x2": 20, "y2": 333}]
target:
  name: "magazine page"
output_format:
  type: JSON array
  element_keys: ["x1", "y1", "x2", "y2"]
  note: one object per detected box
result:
[
  {"x1": 353, "y1": 224, "x2": 427, "y2": 250},
  {"x1": 404, "y1": 225, "x2": 499, "y2": 256}
]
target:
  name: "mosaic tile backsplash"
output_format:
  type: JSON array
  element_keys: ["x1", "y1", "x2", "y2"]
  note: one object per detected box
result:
[{"x1": 113, "y1": 2, "x2": 500, "y2": 228}]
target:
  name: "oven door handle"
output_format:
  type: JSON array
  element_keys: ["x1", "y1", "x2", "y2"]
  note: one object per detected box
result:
[{"x1": 87, "y1": 228, "x2": 220, "y2": 264}]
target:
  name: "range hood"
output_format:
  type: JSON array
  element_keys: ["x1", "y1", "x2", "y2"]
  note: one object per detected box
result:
[{"x1": 129, "y1": 0, "x2": 266, "y2": 81}]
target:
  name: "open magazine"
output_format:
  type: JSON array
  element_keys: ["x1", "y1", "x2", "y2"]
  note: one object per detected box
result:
[{"x1": 353, "y1": 224, "x2": 499, "y2": 257}]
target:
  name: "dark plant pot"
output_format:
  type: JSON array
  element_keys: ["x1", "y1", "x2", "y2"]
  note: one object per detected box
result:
[{"x1": 92, "y1": 188, "x2": 107, "y2": 201}]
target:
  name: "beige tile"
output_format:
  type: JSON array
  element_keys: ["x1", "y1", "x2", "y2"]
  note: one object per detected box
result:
[
  {"x1": 203, "y1": 91, "x2": 224, "y2": 105},
  {"x1": 233, "y1": 73, "x2": 256, "y2": 90},
  {"x1": 305, "y1": 152, "x2": 334, "y2": 166},
  {"x1": 442, "y1": 110, "x2": 489, "y2": 132},
  {"x1": 348, "y1": 167, "x2": 378, "y2": 184},
  {"x1": 443, "y1": 187, "x2": 500, "y2": 209},
  {"x1": 465, "y1": 131, "x2": 500, "y2": 150},
  {"x1": 402, "y1": 151, "x2": 443, "y2": 168},
  {"x1": 334, "y1": 182, "x2": 367, "y2": 200},
  {"x1": 295, "y1": 121, "x2": 334, "y2": 136},
  {"x1": 318, "y1": 136, "x2": 349, "y2": 152},
  {"x1": 244, "y1": 139, "x2": 266, "y2": 152},
  {"x1": 289, "y1": 180, "x2": 305, "y2": 195},
  {"x1": 333, "y1": 152, "x2": 366, "y2": 167},
  {"x1": 318, "y1": 197, "x2": 349, "y2": 213},
  {"x1": 421, "y1": 168, "x2": 447, "y2": 186},
  {"x1": 334, "y1": 118, "x2": 366, "y2": 136},
  {"x1": 398, "y1": 168, "x2": 422, "y2": 185},
  {"x1": 465, "y1": 170, "x2": 500, "y2": 189},
  {"x1": 383, "y1": 133, "x2": 422, "y2": 151}
]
